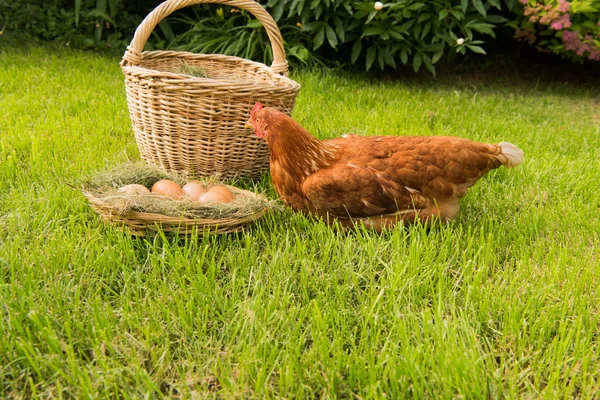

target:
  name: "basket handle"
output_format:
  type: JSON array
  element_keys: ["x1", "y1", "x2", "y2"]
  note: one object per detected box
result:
[{"x1": 121, "y1": 0, "x2": 289, "y2": 75}]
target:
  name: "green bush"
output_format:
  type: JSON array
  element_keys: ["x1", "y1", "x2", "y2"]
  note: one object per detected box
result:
[
  {"x1": 509, "y1": 0, "x2": 600, "y2": 62},
  {"x1": 170, "y1": 0, "x2": 516, "y2": 74},
  {"x1": 0, "y1": 0, "x2": 152, "y2": 50}
]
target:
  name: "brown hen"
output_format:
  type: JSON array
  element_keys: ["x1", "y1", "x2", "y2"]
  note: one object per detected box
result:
[{"x1": 245, "y1": 103, "x2": 523, "y2": 231}]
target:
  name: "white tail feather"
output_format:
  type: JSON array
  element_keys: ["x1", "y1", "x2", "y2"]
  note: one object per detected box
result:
[{"x1": 499, "y1": 142, "x2": 524, "y2": 168}]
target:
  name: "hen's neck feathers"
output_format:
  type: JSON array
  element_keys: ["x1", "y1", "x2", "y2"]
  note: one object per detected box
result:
[{"x1": 265, "y1": 112, "x2": 339, "y2": 179}]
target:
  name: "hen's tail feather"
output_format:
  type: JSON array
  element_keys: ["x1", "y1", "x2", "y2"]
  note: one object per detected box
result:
[{"x1": 498, "y1": 142, "x2": 524, "y2": 168}]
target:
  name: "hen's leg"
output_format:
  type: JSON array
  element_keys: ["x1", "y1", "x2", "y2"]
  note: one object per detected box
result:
[{"x1": 417, "y1": 199, "x2": 460, "y2": 222}]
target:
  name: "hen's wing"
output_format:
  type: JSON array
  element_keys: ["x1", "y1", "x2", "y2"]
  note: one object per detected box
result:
[
  {"x1": 302, "y1": 162, "x2": 434, "y2": 219},
  {"x1": 305, "y1": 135, "x2": 505, "y2": 218}
]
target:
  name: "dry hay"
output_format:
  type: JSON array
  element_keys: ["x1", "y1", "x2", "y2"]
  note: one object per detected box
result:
[
  {"x1": 171, "y1": 60, "x2": 210, "y2": 79},
  {"x1": 80, "y1": 162, "x2": 276, "y2": 220},
  {"x1": 169, "y1": 60, "x2": 249, "y2": 82}
]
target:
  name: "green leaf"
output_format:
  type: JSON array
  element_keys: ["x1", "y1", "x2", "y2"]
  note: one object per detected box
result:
[
  {"x1": 413, "y1": 52, "x2": 422, "y2": 72},
  {"x1": 302, "y1": 22, "x2": 322, "y2": 31},
  {"x1": 310, "y1": 0, "x2": 320, "y2": 10},
  {"x1": 271, "y1": 0, "x2": 285, "y2": 21},
  {"x1": 470, "y1": 22, "x2": 495, "y2": 36},
  {"x1": 94, "y1": 0, "x2": 107, "y2": 45},
  {"x1": 461, "y1": 0, "x2": 468, "y2": 12},
  {"x1": 313, "y1": 26, "x2": 325, "y2": 50},
  {"x1": 378, "y1": 50, "x2": 385, "y2": 69},
  {"x1": 355, "y1": 10, "x2": 370, "y2": 19},
  {"x1": 389, "y1": 30, "x2": 404, "y2": 40},
  {"x1": 158, "y1": 20, "x2": 175, "y2": 43},
  {"x1": 400, "y1": 48, "x2": 408, "y2": 64},
  {"x1": 366, "y1": 11, "x2": 378, "y2": 24},
  {"x1": 286, "y1": 0, "x2": 302, "y2": 17},
  {"x1": 343, "y1": 1, "x2": 353, "y2": 15},
  {"x1": 449, "y1": 10, "x2": 463, "y2": 20},
  {"x1": 418, "y1": 13, "x2": 431, "y2": 23},
  {"x1": 402, "y1": 19, "x2": 416, "y2": 30},
  {"x1": 363, "y1": 25, "x2": 386, "y2": 37},
  {"x1": 422, "y1": 53, "x2": 435, "y2": 75},
  {"x1": 366, "y1": 45, "x2": 377, "y2": 71},
  {"x1": 333, "y1": 16, "x2": 345, "y2": 43},
  {"x1": 351, "y1": 40, "x2": 362, "y2": 63},
  {"x1": 325, "y1": 24, "x2": 338, "y2": 48},
  {"x1": 472, "y1": 0, "x2": 487, "y2": 16},
  {"x1": 296, "y1": 47, "x2": 310, "y2": 61},
  {"x1": 486, "y1": 15, "x2": 508, "y2": 23},
  {"x1": 414, "y1": 23, "x2": 422, "y2": 38},
  {"x1": 408, "y1": 3, "x2": 426, "y2": 11},
  {"x1": 488, "y1": 0, "x2": 501, "y2": 9},
  {"x1": 75, "y1": 0, "x2": 82, "y2": 27},
  {"x1": 439, "y1": 10, "x2": 448, "y2": 21},
  {"x1": 246, "y1": 20, "x2": 263, "y2": 28},
  {"x1": 432, "y1": 48, "x2": 444, "y2": 64},
  {"x1": 421, "y1": 22, "x2": 431, "y2": 39},
  {"x1": 348, "y1": 19, "x2": 362, "y2": 31},
  {"x1": 383, "y1": 48, "x2": 397, "y2": 69},
  {"x1": 466, "y1": 44, "x2": 487, "y2": 54},
  {"x1": 314, "y1": 3, "x2": 323, "y2": 19}
]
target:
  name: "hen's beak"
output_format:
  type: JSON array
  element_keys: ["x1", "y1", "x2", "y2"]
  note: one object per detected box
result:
[{"x1": 244, "y1": 122, "x2": 253, "y2": 129}]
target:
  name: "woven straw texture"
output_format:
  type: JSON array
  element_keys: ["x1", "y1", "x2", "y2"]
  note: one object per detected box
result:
[
  {"x1": 121, "y1": 0, "x2": 301, "y2": 178},
  {"x1": 82, "y1": 187, "x2": 268, "y2": 236}
]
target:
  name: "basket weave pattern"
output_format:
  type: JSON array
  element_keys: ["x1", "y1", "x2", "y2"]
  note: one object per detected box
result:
[{"x1": 121, "y1": 0, "x2": 300, "y2": 178}]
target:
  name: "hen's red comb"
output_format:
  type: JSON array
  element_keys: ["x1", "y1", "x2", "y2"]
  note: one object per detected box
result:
[{"x1": 251, "y1": 102, "x2": 263, "y2": 114}]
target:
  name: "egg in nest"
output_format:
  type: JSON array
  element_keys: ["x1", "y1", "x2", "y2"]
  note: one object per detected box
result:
[
  {"x1": 206, "y1": 185, "x2": 234, "y2": 203},
  {"x1": 151, "y1": 180, "x2": 183, "y2": 198},
  {"x1": 182, "y1": 181, "x2": 206, "y2": 201},
  {"x1": 117, "y1": 184, "x2": 150, "y2": 195}
]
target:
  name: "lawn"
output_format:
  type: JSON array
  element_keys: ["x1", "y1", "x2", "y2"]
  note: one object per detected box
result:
[{"x1": 1, "y1": 45, "x2": 599, "y2": 398}]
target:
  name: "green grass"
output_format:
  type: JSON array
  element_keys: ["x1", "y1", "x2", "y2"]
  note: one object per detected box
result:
[{"x1": 1, "y1": 45, "x2": 599, "y2": 399}]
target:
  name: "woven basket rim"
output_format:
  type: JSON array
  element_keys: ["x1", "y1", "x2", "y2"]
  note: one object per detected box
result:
[
  {"x1": 123, "y1": 66, "x2": 300, "y2": 91},
  {"x1": 122, "y1": 51, "x2": 300, "y2": 91}
]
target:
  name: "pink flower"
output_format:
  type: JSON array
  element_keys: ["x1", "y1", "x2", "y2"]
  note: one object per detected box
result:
[
  {"x1": 562, "y1": 30, "x2": 580, "y2": 52},
  {"x1": 561, "y1": 30, "x2": 600, "y2": 60},
  {"x1": 557, "y1": 0, "x2": 570, "y2": 13},
  {"x1": 550, "y1": 14, "x2": 571, "y2": 30},
  {"x1": 519, "y1": 0, "x2": 528, "y2": 4},
  {"x1": 576, "y1": 44, "x2": 590, "y2": 56}
]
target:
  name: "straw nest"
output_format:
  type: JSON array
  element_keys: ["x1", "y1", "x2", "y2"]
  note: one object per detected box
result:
[{"x1": 77, "y1": 162, "x2": 277, "y2": 235}]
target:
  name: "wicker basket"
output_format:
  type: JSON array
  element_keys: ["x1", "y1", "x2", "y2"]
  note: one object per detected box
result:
[
  {"x1": 82, "y1": 186, "x2": 269, "y2": 236},
  {"x1": 121, "y1": 0, "x2": 300, "y2": 178}
]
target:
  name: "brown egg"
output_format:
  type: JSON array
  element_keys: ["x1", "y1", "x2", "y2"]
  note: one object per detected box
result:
[
  {"x1": 117, "y1": 184, "x2": 150, "y2": 195},
  {"x1": 207, "y1": 185, "x2": 234, "y2": 203},
  {"x1": 151, "y1": 180, "x2": 183, "y2": 198},
  {"x1": 182, "y1": 182, "x2": 206, "y2": 201},
  {"x1": 198, "y1": 191, "x2": 229, "y2": 204}
]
